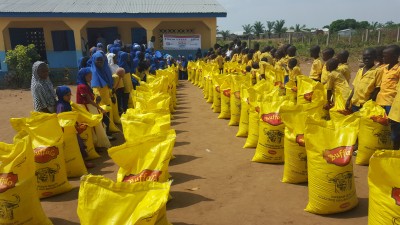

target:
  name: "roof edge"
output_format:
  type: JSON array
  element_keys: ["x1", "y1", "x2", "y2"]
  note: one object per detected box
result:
[{"x1": 0, "y1": 12, "x2": 227, "y2": 18}]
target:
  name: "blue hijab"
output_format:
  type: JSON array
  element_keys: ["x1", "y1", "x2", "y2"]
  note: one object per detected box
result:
[
  {"x1": 118, "y1": 51, "x2": 131, "y2": 73},
  {"x1": 77, "y1": 67, "x2": 94, "y2": 94},
  {"x1": 90, "y1": 52, "x2": 113, "y2": 88},
  {"x1": 56, "y1": 86, "x2": 72, "y2": 112}
]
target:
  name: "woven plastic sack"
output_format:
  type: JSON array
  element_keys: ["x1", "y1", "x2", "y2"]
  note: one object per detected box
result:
[
  {"x1": 78, "y1": 175, "x2": 171, "y2": 225},
  {"x1": 212, "y1": 75, "x2": 224, "y2": 113},
  {"x1": 236, "y1": 86, "x2": 250, "y2": 137},
  {"x1": 229, "y1": 75, "x2": 246, "y2": 126},
  {"x1": 304, "y1": 115, "x2": 359, "y2": 214},
  {"x1": 108, "y1": 130, "x2": 176, "y2": 183},
  {"x1": 280, "y1": 102, "x2": 325, "y2": 183},
  {"x1": 243, "y1": 98, "x2": 260, "y2": 148},
  {"x1": 218, "y1": 77, "x2": 231, "y2": 119},
  {"x1": 57, "y1": 112, "x2": 88, "y2": 178},
  {"x1": 253, "y1": 96, "x2": 293, "y2": 163},
  {"x1": 296, "y1": 75, "x2": 326, "y2": 105},
  {"x1": 121, "y1": 110, "x2": 171, "y2": 142},
  {"x1": 368, "y1": 150, "x2": 400, "y2": 225},
  {"x1": 26, "y1": 112, "x2": 72, "y2": 198},
  {"x1": 0, "y1": 136, "x2": 53, "y2": 225},
  {"x1": 356, "y1": 100, "x2": 392, "y2": 165},
  {"x1": 207, "y1": 76, "x2": 214, "y2": 103}
]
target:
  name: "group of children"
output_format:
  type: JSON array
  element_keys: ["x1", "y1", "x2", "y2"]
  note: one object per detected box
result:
[{"x1": 200, "y1": 40, "x2": 400, "y2": 150}]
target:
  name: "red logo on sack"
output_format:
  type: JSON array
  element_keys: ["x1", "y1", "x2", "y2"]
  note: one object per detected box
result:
[
  {"x1": 268, "y1": 150, "x2": 277, "y2": 155},
  {"x1": 0, "y1": 173, "x2": 18, "y2": 193},
  {"x1": 296, "y1": 134, "x2": 305, "y2": 147},
  {"x1": 122, "y1": 170, "x2": 162, "y2": 183},
  {"x1": 261, "y1": 113, "x2": 283, "y2": 126},
  {"x1": 304, "y1": 92, "x2": 313, "y2": 101},
  {"x1": 371, "y1": 115, "x2": 389, "y2": 126},
  {"x1": 234, "y1": 91, "x2": 241, "y2": 100},
  {"x1": 255, "y1": 106, "x2": 260, "y2": 113},
  {"x1": 34, "y1": 146, "x2": 59, "y2": 163},
  {"x1": 340, "y1": 202, "x2": 351, "y2": 209},
  {"x1": 223, "y1": 89, "x2": 231, "y2": 97},
  {"x1": 215, "y1": 86, "x2": 221, "y2": 93},
  {"x1": 392, "y1": 187, "x2": 400, "y2": 206},
  {"x1": 323, "y1": 146, "x2": 354, "y2": 166}
]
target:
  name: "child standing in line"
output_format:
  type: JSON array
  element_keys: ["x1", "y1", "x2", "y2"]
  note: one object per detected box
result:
[
  {"x1": 337, "y1": 50, "x2": 351, "y2": 83},
  {"x1": 287, "y1": 58, "x2": 302, "y2": 83},
  {"x1": 324, "y1": 58, "x2": 351, "y2": 109},
  {"x1": 112, "y1": 68, "x2": 125, "y2": 115},
  {"x1": 216, "y1": 52, "x2": 224, "y2": 74},
  {"x1": 321, "y1": 48, "x2": 335, "y2": 84},
  {"x1": 309, "y1": 46, "x2": 323, "y2": 82},
  {"x1": 56, "y1": 85, "x2": 95, "y2": 168}
]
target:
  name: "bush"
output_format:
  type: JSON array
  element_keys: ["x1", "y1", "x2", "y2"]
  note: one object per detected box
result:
[{"x1": 4, "y1": 44, "x2": 40, "y2": 88}]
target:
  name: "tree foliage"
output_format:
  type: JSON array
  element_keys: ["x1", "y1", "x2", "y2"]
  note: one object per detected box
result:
[
  {"x1": 253, "y1": 21, "x2": 265, "y2": 38},
  {"x1": 266, "y1": 21, "x2": 275, "y2": 38},
  {"x1": 242, "y1": 24, "x2": 254, "y2": 36},
  {"x1": 5, "y1": 44, "x2": 40, "y2": 88},
  {"x1": 273, "y1": 20, "x2": 287, "y2": 38},
  {"x1": 218, "y1": 30, "x2": 231, "y2": 41}
]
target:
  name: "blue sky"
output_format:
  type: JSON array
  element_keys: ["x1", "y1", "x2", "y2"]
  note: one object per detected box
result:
[{"x1": 216, "y1": 0, "x2": 400, "y2": 33}]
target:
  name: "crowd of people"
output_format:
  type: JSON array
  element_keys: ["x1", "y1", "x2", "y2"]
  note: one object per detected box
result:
[{"x1": 195, "y1": 39, "x2": 400, "y2": 151}]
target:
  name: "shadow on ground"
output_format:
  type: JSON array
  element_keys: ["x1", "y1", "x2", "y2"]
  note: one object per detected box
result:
[{"x1": 167, "y1": 191, "x2": 213, "y2": 210}]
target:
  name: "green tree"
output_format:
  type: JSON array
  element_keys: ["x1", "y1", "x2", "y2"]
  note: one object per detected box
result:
[
  {"x1": 242, "y1": 24, "x2": 254, "y2": 36},
  {"x1": 5, "y1": 44, "x2": 40, "y2": 88},
  {"x1": 218, "y1": 30, "x2": 231, "y2": 41},
  {"x1": 294, "y1": 24, "x2": 306, "y2": 32},
  {"x1": 273, "y1": 20, "x2": 287, "y2": 38},
  {"x1": 266, "y1": 21, "x2": 275, "y2": 38},
  {"x1": 253, "y1": 21, "x2": 265, "y2": 39}
]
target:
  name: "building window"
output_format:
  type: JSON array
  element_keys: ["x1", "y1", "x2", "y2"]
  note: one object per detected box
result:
[{"x1": 51, "y1": 30, "x2": 76, "y2": 51}]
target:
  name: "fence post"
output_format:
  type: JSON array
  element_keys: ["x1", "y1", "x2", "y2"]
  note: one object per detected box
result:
[
  {"x1": 302, "y1": 34, "x2": 304, "y2": 44},
  {"x1": 326, "y1": 32, "x2": 330, "y2": 46},
  {"x1": 397, "y1": 27, "x2": 400, "y2": 42},
  {"x1": 365, "y1": 29, "x2": 369, "y2": 42},
  {"x1": 362, "y1": 31, "x2": 364, "y2": 42},
  {"x1": 308, "y1": 36, "x2": 311, "y2": 45},
  {"x1": 378, "y1": 30, "x2": 381, "y2": 44},
  {"x1": 349, "y1": 31, "x2": 352, "y2": 44},
  {"x1": 288, "y1": 33, "x2": 292, "y2": 44}
]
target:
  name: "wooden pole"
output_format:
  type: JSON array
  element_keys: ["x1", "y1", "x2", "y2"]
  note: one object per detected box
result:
[
  {"x1": 397, "y1": 27, "x2": 400, "y2": 42},
  {"x1": 326, "y1": 32, "x2": 330, "y2": 46},
  {"x1": 288, "y1": 33, "x2": 292, "y2": 44},
  {"x1": 365, "y1": 29, "x2": 369, "y2": 42},
  {"x1": 349, "y1": 31, "x2": 352, "y2": 44},
  {"x1": 378, "y1": 30, "x2": 381, "y2": 44}
]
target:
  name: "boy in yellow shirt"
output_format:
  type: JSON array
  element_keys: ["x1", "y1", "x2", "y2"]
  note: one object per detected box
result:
[
  {"x1": 346, "y1": 48, "x2": 382, "y2": 112},
  {"x1": 309, "y1": 45, "x2": 323, "y2": 81},
  {"x1": 215, "y1": 52, "x2": 224, "y2": 74},
  {"x1": 337, "y1": 50, "x2": 351, "y2": 83},
  {"x1": 379, "y1": 45, "x2": 400, "y2": 149},
  {"x1": 325, "y1": 58, "x2": 351, "y2": 109},
  {"x1": 321, "y1": 48, "x2": 335, "y2": 84},
  {"x1": 287, "y1": 58, "x2": 302, "y2": 83}
]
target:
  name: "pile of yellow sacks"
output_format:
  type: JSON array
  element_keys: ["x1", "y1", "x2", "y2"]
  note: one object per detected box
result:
[{"x1": 189, "y1": 59, "x2": 396, "y2": 221}]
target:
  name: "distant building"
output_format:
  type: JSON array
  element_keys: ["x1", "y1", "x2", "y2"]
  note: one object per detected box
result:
[
  {"x1": 0, "y1": 0, "x2": 226, "y2": 73},
  {"x1": 338, "y1": 29, "x2": 356, "y2": 37}
]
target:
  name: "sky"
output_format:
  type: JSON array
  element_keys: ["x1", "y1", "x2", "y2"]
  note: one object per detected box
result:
[{"x1": 216, "y1": 0, "x2": 400, "y2": 34}]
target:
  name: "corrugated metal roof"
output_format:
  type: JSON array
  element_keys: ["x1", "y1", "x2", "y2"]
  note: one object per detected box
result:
[{"x1": 0, "y1": 0, "x2": 227, "y2": 15}]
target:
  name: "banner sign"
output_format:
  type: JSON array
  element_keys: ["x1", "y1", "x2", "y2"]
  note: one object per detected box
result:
[{"x1": 163, "y1": 34, "x2": 201, "y2": 50}]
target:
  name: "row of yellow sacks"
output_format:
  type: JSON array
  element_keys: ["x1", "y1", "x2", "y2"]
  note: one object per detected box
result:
[
  {"x1": 78, "y1": 69, "x2": 179, "y2": 225},
  {"x1": 190, "y1": 68, "x2": 399, "y2": 223},
  {"x1": 0, "y1": 68, "x2": 179, "y2": 225}
]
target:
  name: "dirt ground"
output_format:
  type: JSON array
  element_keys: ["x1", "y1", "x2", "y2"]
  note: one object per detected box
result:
[{"x1": 0, "y1": 64, "x2": 368, "y2": 225}]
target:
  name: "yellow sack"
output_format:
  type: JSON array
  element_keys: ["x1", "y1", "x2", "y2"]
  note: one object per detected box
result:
[
  {"x1": 218, "y1": 77, "x2": 231, "y2": 119},
  {"x1": 203, "y1": 75, "x2": 209, "y2": 99},
  {"x1": 83, "y1": 104, "x2": 111, "y2": 148},
  {"x1": 108, "y1": 130, "x2": 176, "y2": 183},
  {"x1": 329, "y1": 91, "x2": 353, "y2": 122},
  {"x1": 296, "y1": 75, "x2": 326, "y2": 105},
  {"x1": 253, "y1": 96, "x2": 293, "y2": 163},
  {"x1": 78, "y1": 175, "x2": 171, "y2": 225},
  {"x1": 243, "y1": 100, "x2": 259, "y2": 148},
  {"x1": 280, "y1": 102, "x2": 325, "y2": 183},
  {"x1": 206, "y1": 76, "x2": 214, "y2": 103},
  {"x1": 121, "y1": 110, "x2": 171, "y2": 141},
  {"x1": 136, "y1": 93, "x2": 171, "y2": 113},
  {"x1": 212, "y1": 75, "x2": 224, "y2": 113},
  {"x1": 357, "y1": 100, "x2": 392, "y2": 165},
  {"x1": 57, "y1": 112, "x2": 88, "y2": 178},
  {"x1": 0, "y1": 136, "x2": 53, "y2": 225},
  {"x1": 71, "y1": 103, "x2": 102, "y2": 160},
  {"x1": 229, "y1": 76, "x2": 246, "y2": 126},
  {"x1": 236, "y1": 86, "x2": 250, "y2": 137},
  {"x1": 285, "y1": 80, "x2": 297, "y2": 102},
  {"x1": 368, "y1": 150, "x2": 400, "y2": 225},
  {"x1": 304, "y1": 115, "x2": 359, "y2": 214},
  {"x1": 25, "y1": 113, "x2": 72, "y2": 198}
]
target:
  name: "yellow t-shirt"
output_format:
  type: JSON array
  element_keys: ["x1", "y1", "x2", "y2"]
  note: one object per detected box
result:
[
  {"x1": 253, "y1": 51, "x2": 261, "y2": 63},
  {"x1": 289, "y1": 66, "x2": 302, "y2": 82},
  {"x1": 337, "y1": 63, "x2": 351, "y2": 83},
  {"x1": 216, "y1": 55, "x2": 224, "y2": 69},
  {"x1": 258, "y1": 61, "x2": 273, "y2": 75},
  {"x1": 326, "y1": 70, "x2": 351, "y2": 103},
  {"x1": 389, "y1": 82, "x2": 400, "y2": 122},
  {"x1": 321, "y1": 64, "x2": 330, "y2": 84},
  {"x1": 112, "y1": 74, "x2": 124, "y2": 90},
  {"x1": 376, "y1": 63, "x2": 400, "y2": 106},
  {"x1": 242, "y1": 55, "x2": 249, "y2": 65},
  {"x1": 260, "y1": 52, "x2": 274, "y2": 66},
  {"x1": 274, "y1": 60, "x2": 285, "y2": 85},
  {"x1": 309, "y1": 58, "x2": 323, "y2": 81},
  {"x1": 122, "y1": 72, "x2": 133, "y2": 93},
  {"x1": 351, "y1": 66, "x2": 382, "y2": 107}
]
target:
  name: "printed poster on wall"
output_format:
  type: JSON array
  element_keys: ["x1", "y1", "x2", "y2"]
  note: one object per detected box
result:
[{"x1": 163, "y1": 34, "x2": 201, "y2": 50}]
